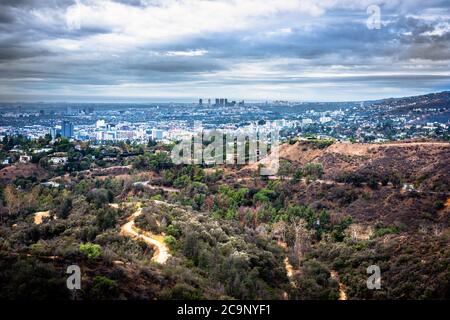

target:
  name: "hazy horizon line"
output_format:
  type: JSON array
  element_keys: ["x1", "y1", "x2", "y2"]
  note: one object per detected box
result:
[{"x1": 1, "y1": 90, "x2": 449, "y2": 106}]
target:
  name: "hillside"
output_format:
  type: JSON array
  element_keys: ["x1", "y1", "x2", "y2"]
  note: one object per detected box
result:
[
  {"x1": 0, "y1": 139, "x2": 449, "y2": 300},
  {"x1": 278, "y1": 140, "x2": 449, "y2": 190}
]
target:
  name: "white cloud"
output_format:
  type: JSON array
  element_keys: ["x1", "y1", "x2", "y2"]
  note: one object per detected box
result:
[
  {"x1": 421, "y1": 22, "x2": 450, "y2": 36},
  {"x1": 58, "y1": 0, "x2": 388, "y2": 45},
  {"x1": 166, "y1": 50, "x2": 208, "y2": 57}
]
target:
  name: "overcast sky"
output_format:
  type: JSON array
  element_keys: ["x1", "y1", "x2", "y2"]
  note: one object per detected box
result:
[{"x1": 0, "y1": 0, "x2": 449, "y2": 102}]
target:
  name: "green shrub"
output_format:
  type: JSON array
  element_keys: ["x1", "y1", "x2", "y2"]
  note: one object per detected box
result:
[
  {"x1": 374, "y1": 225, "x2": 400, "y2": 237},
  {"x1": 166, "y1": 224, "x2": 181, "y2": 238},
  {"x1": 55, "y1": 197, "x2": 72, "y2": 219},
  {"x1": 292, "y1": 169, "x2": 303, "y2": 183},
  {"x1": 164, "y1": 235, "x2": 177, "y2": 250},
  {"x1": 86, "y1": 188, "x2": 113, "y2": 207},
  {"x1": 161, "y1": 283, "x2": 202, "y2": 300},
  {"x1": 253, "y1": 188, "x2": 276, "y2": 203},
  {"x1": 95, "y1": 207, "x2": 117, "y2": 231},
  {"x1": 150, "y1": 194, "x2": 163, "y2": 201},
  {"x1": 309, "y1": 139, "x2": 334, "y2": 149},
  {"x1": 303, "y1": 163, "x2": 323, "y2": 180},
  {"x1": 89, "y1": 276, "x2": 118, "y2": 300},
  {"x1": 79, "y1": 242, "x2": 102, "y2": 260}
]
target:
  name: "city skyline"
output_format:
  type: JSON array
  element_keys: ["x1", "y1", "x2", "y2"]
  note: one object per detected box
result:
[{"x1": 0, "y1": 0, "x2": 450, "y2": 103}]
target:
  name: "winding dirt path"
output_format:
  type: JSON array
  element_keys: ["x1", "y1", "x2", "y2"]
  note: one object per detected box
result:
[
  {"x1": 133, "y1": 181, "x2": 180, "y2": 193},
  {"x1": 382, "y1": 141, "x2": 449, "y2": 147},
  {"x1": 278, "y1": 241, "x2": 297, "y2": 289},
  {"x1": 330, "y1": 270, "x2": 347, "y2": 300},
  {"x1": 278, "y1": 241, "x2": 348, "y2": 300},
  {"x1": 116, "y1": 203, "x2": 171, "y2": 264}
]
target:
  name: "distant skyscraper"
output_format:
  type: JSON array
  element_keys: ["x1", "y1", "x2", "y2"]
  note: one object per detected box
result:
[
  {"x1": 224, "y1": 98, "x2": 228, "y2": 106},
  {"x1": 215, "y1": 98, "x2": 220, "y2": 106},
  {"x1": 151, "y1": 128, "x2": 164, "y2": 140},
  {"x1": 66, "y1": 106, "x2": 74, "y2": 115},
  {"x1": 208, "y1": 99, "x2": 211, "y2": 106},
  {"x1": 50, "y1": 128, "x2": 57, "y2": 140},
  {"x1": 61, "y1": 120, "x2": 74, "y2": 138},
  {"x1": 219, "y1": 98, "x2": 224, "y2": 106},
  {"x1": 199, "y1": 98, "x2": 203, "y2": 106}
]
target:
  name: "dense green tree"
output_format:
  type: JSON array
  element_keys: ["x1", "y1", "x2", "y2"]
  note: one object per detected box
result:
[{"x1": 54, "y1": 197, "x2": 72, "y2": 219}]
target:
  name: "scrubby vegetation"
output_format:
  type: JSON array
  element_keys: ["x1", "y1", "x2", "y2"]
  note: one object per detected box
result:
[{"x1": 0, "y1": 137, "x2": 449, "y2": 300}]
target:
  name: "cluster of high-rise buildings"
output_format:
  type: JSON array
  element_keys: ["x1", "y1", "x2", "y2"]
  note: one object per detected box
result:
[
  {"x1": 50, "y1": 120, "x2": 74, "y2": 140},
  {"x1": 198, "y1": 98, "x2": 245, "y2": 107},
  {"x1": 49, "y1": 119, "x2": 166, "y2": 143}
]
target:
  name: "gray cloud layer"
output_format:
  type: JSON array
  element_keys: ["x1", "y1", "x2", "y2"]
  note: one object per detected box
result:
[{"x1": 0, "y1": 0, "x2": 449, "y2": 101}]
